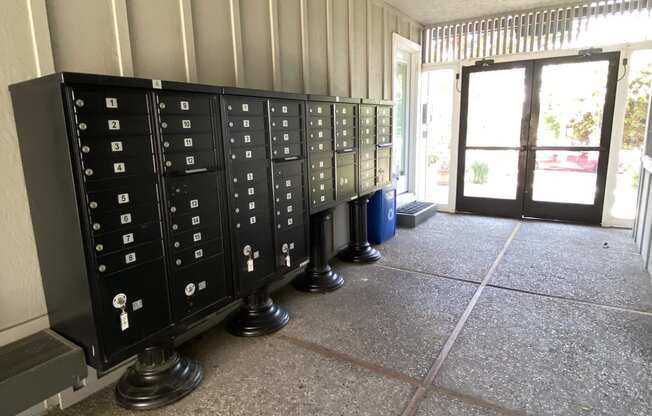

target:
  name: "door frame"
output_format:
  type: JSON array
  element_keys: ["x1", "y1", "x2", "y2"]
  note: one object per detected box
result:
[
  {"x1": 391, "y1": 33, "x2": 421, "y2": 195},
  {"x1": 455, "y1": 52, "x2": 619, "y2": 224},
  {"x1": 455, "y1": 60, "x2": 534, "y2": 218}
]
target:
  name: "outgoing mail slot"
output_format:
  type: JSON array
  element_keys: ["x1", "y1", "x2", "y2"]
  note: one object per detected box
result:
[
  {"x1": 335, "y1": 151, "x2": 355, "y2": 167},
  {"x1": 308, "y1": 139, "x2": 332, "y2": 154},
  {"x1": 162, "y1": 133, "x2": 214, "y2": 153},
  {"x1": 227, "y1": 116, "x2": 265, "y2": 131},
  {"x1": 89, "y1": 203, "x2": 159, "y2": 235},
  {"x1": 87, "y1": 179, "x2": 157, "y2": 212},
  {"x1": 72, "y1": 89, "x2": 148, "y2": 115},
  {"x1": 271, "y1": 143, "x2": 301, "y2": 159},
  {"x1": 158, "y1": 95, "x2": 211, "y2": 115},
  {"x1": 271, "y1": 130, "x2": 302, "y2": 145},
  {"x1": 270, "y1": 117, "x2": 301, "y2": 131},
  {"x1": 161, "y1": 115, "x2": 212, "y2": 134},
  {"x1": 167, "y1": 173, "x2": 217, "y2": 196},
  {"x1": 224, "y1": 97, "x2": 265, "y2": 115},
  {"x1": 360, "y1": 105, "x2": 376, "y2": 117},
  {"x1": 307, "y1": 102, "x2": 333, "y2": 117},
  {"x1": 231, "y1": 163, "x2": 268, "y2": 185},
  {"x1": 83, "y1": 154, "x2": 154, "y2": 181},
  {"x1": 80, "y1": 135, "x2": 152, "y2": 157},
  {"x1": 229, "y1": 146, "x2": 267, "y2": 163},
  {"x1": 274, "y1": 160, "x2": 303, "y2": 178},
  {"x1": 93, "y1": 221, "x2": 161, "y2": 254},
  {"x1": 171, "y1": 226, "x2": 221, "y2": 253},
  {"x1": 227, "y1": 130, "x2": 267, "y2": 148},
  {"x1": 96, "y1": 240, "x2": 163, "y2": 276},
  {"x1": 172, "y1": 239, "x2": 222, "y2": 269},
  {"x1": 164, "y1": 151, "x2": 216, "y2": 174},
  {"x1": 269, "y1": 101, "x2": 301, "y2": 116},
  {"x1": 77, "y1": 115, "x2": 150, "y2": 137}
]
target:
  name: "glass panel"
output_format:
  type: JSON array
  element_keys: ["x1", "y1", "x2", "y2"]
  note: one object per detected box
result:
[
  {"x1": 536, "y1": 60, "x2": 610, "y2": 147},
  {"x1": 612, "y1": 49, "x2": 652, "y2": 220},
  {"x1": 393, "y1": 58, "x2": 408, "y2": 179},
  {"x1": 464, "y1": 150, "x2": 519, "y2": 199},
  {"x1": 421, "y1": 69, "x2": 454, "y2": 205},
  {"x1": 532, "y1": 150, "x2": 599, "y2": 204},
  {"x1": 466, "y1": 68, "x2": 526, "y2": 147}
]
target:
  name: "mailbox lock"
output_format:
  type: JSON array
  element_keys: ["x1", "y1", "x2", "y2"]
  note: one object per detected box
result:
[
  {"x1": 172, "y1": 224, "x2": 179, "y2": 230},
  {"x1": 184, "y1": 283, "x2": 196, "y2": 297},
  {"x1": 176, "y1": 259, "x2": 182, "y2": 266},
  {"x1": 81, "y1": 146, "x2": 91, "y2": 153},
  {"x1": 170, "y1": 206, "x2": 177, "y2": 213},
  {"x1": 75, "y1": 99, "x2": 85, "y2": 107},
  {"x1": 243, "y1": 245, "x2": 252, "y2": 256},
  {"x1": 159, "y1": 102, "x2": 166, "y2": 109},
  {"x1": 92, "y1": 223, "x2": 101, "y2": 231},
  {"x1": 163, "y1": 141, "x2": 170, "y2": 148},
  {"x1": 161, "y1": 122, "x2": 168, "y2": 129},
  {"x1": 112, "y1": 293, "x2": 127, "y2": 309},
  {"x1": 96, "y1": 244, "x2": 104, "y2": 252},
  {"x1": 98, "y1": 264, "x2": 106, "y2": 273},
  {"x1": 281, "y1": 243, "x2": 289, "y2": 254},
  {"x1": 89, "y1": 201, "x2": 98, "y2": 209},
  {"x1": 174, "y1": 241, "x2": 180, "y2": 248},
  {"x1": 165, "y1": 161, "x2": 172, "y2": 167},
  {"x1": 84, "y1": 168, "x2": 94, "y2": 176},
  {"x1": 79, "y1": 122, "x2": 87, "y2": 130}
]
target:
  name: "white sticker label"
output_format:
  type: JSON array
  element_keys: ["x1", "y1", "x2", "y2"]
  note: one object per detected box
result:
[
  {"x1": 108, "y1": 120, "x2": 120, "y2": 130},
  {"x1": 190, "y1": 199, "x2": 199, "y2": 208},
  {"x1": 286, "y1": 179, "x2": 292, "y2": 187},
  {"x1": 246, "y1": 172, "x2": 254, "y2": 181},
  {"x1": 125, "y1": 252, "x2": 136, "y2": 264},
  {"x1": 317, "y1": 107, "x2": 322, "y2": 113},
  {"x1": 132, "y1": 299, "x2": 143, "y2": 311},
  {"x1": 282, "y1": 120, "x2": 288, "y2": 127},
  {"x1": 342, "y1": 119, "x2": 347, "y2": 125},
  {"x1": 288, "y1": 218, "x2": 293, "y2": 226},
  {"x1": 152, "y1": 79, "x2": 162, "y2": 89},
  {"x1": 191, "y1": 216, "x2": 201, "y2": 225},
  {"x1": 198, "y1": 281, "x2": 207, "y2": 290},
  {"x1": 342, "y1": 108, "x2": 347, "y2": 114},
  {"x1": 117, "y1": 193, "x2": 130, "y2": 204},
  {"x1": 111, "y1": 141, "x2": 123, "y2": 152},
  {"x1": 120, "y1": 311, "x2": 129, "y2": 331},
  {"x1": 105, "y1": 97, "x2": 118, "y2": 108},
  {"x1": 318, "y1": 143, "x2": 324, "y2": 150},
  {"x1": 244, "y1": 134, "x2": 251, "y2": 143},
  {"x1": 247, "y1": 202, "x2": 255, "y2": 211},
  {"x1": 319, "y1": 172, "x2": 325, "y2": 179},
  {"x1": 317, "y1": 119, "x2": 323, "y2": 126},
  {"x1": 248, "y1": 187, "x2": 255, "y2": 196},
  {"x1": 286, "y1": 192, "x2": 292, "y2": 200},
  {"x1": 193, "y1": 232, "x2": 202, "y2": 242},
  {"x1": 180, "y1": 101, "x2": 190, "y2": 110},
  {"x1": 242, "y1": 103, "x2": 249, "y2": 112},
  {"x1": 182, "y1": 120, "x2": 192, "y2": 129},
  {"x1": 318, "y1": 131, "x2": 323, "y2": 138},
  {"x1": 247, "y1": 258, "x2": 254, "y2": 272},
  {"x1": 185, "y1": 156, "x2": 195, "y2": 166},
  {"x1": 287, "y1": 205, "x2": 293, "y2": 213},
  {"x1": 283, "y1": 133, "x2": 289, "y2": 141},
  {"x1": 120, "y1": 213, "x2": 132, "y2": 224},
  {"x1": 122, "y1": 233, "x2": 134, "y2": 245},
  {"x1": 194, "y1": 249, "x2": 203, "y2": 259},
  {"x1": 319, "y1": 161, "x2": 324, "y2": 167},
  {"x1": 320, "y1": 195, "x2": 326, "y2": 202},
  {"x1": 283, "y1": 147, "x2": 290, "y2": 154},
  {"x1": 113, "y1": 162, "x2": 126, "y2": 173},
  {"x1": 243, "y1": 120, "x2": 250, "y2": 128},
  {"x1": 250, "y1": 216, "x2": 256, "y2": 224},
  {"x1": 282, "y1": 105, "x2": 288, "y2": 113},
  {"x1": 320, "y1": 184, "x2": 325, "y2": 190},
  {"x1": 184, "y1": 137, "x2": 193, "y2": 147},
  {"x1": 245, "y1": 150, "x2": 252, "y2": 159}
]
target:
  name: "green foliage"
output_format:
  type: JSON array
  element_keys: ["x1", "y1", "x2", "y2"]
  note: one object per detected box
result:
[
  {"x1": 470, "y1": 161, "x2": 489, "y2": 184},
  {"x1": 568, "y1": 111, "x2": 596, "y2": 144},
  {"x1": 543, "y1": 113, "x2": 561, "y2": 139},
  {"x1": 623, "y1": 65, "x2": 652, "y2": 150}
]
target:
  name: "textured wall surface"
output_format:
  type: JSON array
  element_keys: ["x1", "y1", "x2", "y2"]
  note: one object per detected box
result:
[{"x1": 0, "y1": 0, "x2": 421, "y2": 347}]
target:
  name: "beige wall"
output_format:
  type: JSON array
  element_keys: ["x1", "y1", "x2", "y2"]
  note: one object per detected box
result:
[{"x1": 0, "y1": 0, "x2": 421, "y2": 347}]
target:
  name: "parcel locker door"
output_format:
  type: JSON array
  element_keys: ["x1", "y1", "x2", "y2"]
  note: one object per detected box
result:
[{"x1": 98, "y1": 259, "x2": 170, "y2": 360}]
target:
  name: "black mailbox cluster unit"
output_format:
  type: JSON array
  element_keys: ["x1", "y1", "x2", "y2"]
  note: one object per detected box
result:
[{"x1": 10, "y1": 72, "x2": 392, "y2": 410}]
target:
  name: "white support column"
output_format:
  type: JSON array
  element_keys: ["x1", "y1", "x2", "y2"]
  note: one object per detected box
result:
[
  {"x1": 111, "y1": 0, "x2": 134, "y2": 76},
  {"x1": 229, "y1": 0, "x2": 245, "y2": 87},
  {"x1": 268, "y1": 0, "x2": 281, "y2": 90},
  {"x1": 179, "y1": 0, "x2": 198, "y2": 83},
  {"x1": 26, "y1": 0, "x2": 54, "y2": 76},
  {"x1": 300, "y1": 0, "x2": 310, "y2": 93}
]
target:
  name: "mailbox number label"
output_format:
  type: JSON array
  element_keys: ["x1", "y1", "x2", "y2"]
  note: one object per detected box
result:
[
  {"x1": 182, "y1": 120, "x2": 191, "y2": 129},
  {"x1": 122, "y1": 233, "x2": 134, "y2": 245},
  {"x1": 111, "y1": 141, "x2": 123, "y2": 152},
  {"x1": 193, "y1": 232, "x2": 202, "y2": 242},
  {"x1": 248, "y1": 187, "x2": 254, "y2": 196},
  {"x1": 114, "y1": 162, "x2": 126, "y2": 173},
  {"x1": 184, "y1": 137, "x2": 193, "y2": 147},
  {"x1": 108, "y1": 120, "x2": 120, "y2": 130},
  {"x1": 117, "y1": 193, "x2": 130, "y2": 204},
  {"x1": 194, "y1": 249, "x2": 203, "y2": 259},
  {"x1": 185, "y1": 156, "x2": 195, "y2": 166},
  {"x1": 282, "y1": 105, "x2": 288, "y2": 113},
  {"x1": 190, "y1": 199, "x2": 199, "y2": 209},
  {"x1": 245, "y1": 150, "x2": 252, "y2": 159},
  {"x1": 248, "y1": 202, "x2": 255, "y2": 210},
  {"x1": 244, "y1": 135, "x2": 251, "y2": 143},
  {"x1": 105, "y1": 97, "x2": 118, "y2": 108},
  {"x1": 246, "y1": 172, "x2": 254, "y2": 181},
  {"x1": 125, "y1": 252, "x2": 136, "y2": 264},
  {"x1": 120, "y1": 213, "x2": 132, "y2": 224},
  {"x1": 250, "y1": 216, "x2": 256, "y2": 224},
  {"x1": 243, "y1": 120, "x2": 250, "y2": 128},
  {"x1": 191, "y1": 216, "x2": 201, "y2": 225},
  {"x1": 242, "y1": 103, "x2": 249, "y2": 112},
  {"x1": 180, "y1": 101, "x2": 190, "y2": 110}
]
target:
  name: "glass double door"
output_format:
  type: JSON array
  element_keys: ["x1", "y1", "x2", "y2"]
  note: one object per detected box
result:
[{"x1": 456, "y1": 53, "x2": 619, "y2": 224}]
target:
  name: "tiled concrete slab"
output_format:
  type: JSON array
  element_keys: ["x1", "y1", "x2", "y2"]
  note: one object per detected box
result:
[
  {"x1": 415, "y1": 390, "x2": 505, "y2": 416},
  {"x1": 378, "y1": 227, "x2": 507, "y2": 282},
  {"x1": 276, "y1": 263, "x2": 478, "y2": 379},
  {"x1": 492, "y1": 238, "x2": 652, "y2": 311},
  {"x1": 434, "y1": 287, "x2": 652, "y2": 416},
  {"x1": 516, "y1": 221, "x2": 636, "y2": 253},
  {"x1": 399, "y1": 213, "x2": 518, "y2": 242},
  {"x1": 51, "y1": 330, "x2": 414, "y2": 416}
]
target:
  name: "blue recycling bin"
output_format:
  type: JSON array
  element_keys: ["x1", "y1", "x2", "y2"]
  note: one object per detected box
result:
[{"x1": 368, "y1": 187, "x2": 396, "y2": 244}]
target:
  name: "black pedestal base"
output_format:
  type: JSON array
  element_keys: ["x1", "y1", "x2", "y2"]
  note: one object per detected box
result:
[
  {"x1": 294, "y1": 265, "x2": 344, "y2": 293},
  {"x1": 226, "y1": 291, "x2": 289, "y2": 337},
  {"x1": 338, "y1": 244, "x2": 382, "y2": 263},
  {"x1": 115, "y1": 346, "x2": 202, "y2": 410}
]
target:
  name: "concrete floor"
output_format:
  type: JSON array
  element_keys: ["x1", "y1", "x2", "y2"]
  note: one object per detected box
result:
[{"x1": 52, "y1": 213, "x2": 652, "y2": 416}]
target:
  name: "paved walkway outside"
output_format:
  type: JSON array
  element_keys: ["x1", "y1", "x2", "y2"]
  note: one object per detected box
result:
[{"x1": 52, "y1": 213, "x2": 652, "y2": 416}]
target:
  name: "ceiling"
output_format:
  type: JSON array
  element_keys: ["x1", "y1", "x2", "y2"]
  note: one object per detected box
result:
[{"x1": 385, "y1": 0, "x2": 574, "y2": 25}]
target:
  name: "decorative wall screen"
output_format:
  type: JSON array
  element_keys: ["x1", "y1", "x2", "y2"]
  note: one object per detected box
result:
[{"x1": 422, "y1": 0, "x2": 652, "y2": 64}]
